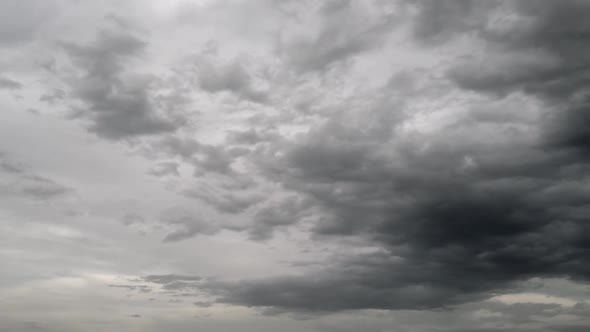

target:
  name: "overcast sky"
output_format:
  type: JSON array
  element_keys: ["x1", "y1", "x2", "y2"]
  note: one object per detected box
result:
[{"x1": 1, "y1": 1, "x2": 589, "y2": 331}]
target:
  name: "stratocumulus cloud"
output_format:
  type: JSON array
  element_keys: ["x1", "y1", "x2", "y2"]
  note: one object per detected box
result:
[{"x1": 0, "y1": 1, "x2": 589, "y2": 332}]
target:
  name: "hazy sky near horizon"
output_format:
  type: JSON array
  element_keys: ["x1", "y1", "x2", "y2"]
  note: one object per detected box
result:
[{"x1": 1, "y1": 1, "x2": 589, "y2": 331}]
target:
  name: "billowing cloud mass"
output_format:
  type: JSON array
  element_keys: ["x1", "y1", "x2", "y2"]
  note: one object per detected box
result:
[
  {"x1": 0, "y1": 1, "x2": 589, "y2": 332},
  {"x1": 57, "y1": 28, "x2": 185, "y2": 139}
]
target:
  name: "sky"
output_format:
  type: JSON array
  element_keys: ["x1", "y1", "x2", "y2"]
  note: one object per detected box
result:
[{"x1": 0, "y1": 1, "x2": 589, "y2": 331}]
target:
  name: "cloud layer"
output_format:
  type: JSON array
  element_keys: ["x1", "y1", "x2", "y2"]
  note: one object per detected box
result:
[{"x1": 0, "y1": 1, "x2": 589, "y2": 332}]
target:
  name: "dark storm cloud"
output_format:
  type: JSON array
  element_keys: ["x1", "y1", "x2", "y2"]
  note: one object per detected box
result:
[
  {"x1": 58, "y1": 28, "x2": 184, "y2": 140},
  {"x1": 190, "y1": 144, "x2": 240, "y2": 175},
  {"x1": 444, "y1": 1, "x2": 590, "y2": 152},
  {"x1": 551, "y1": 325, "x2": 590, "y2": 332},
  {"x1": 164, "y1": 0, "x2": 590, "y2": 313},
  {"x1": 0, "y1": 77, "x2": 23, "y2": 90},
  {"x1": 152, "y1": 136, "x2": 248, "y2": 177},
  {"x1": 195, "y1": 56, "x2": 268, "y2": 103},
  {"x1": 4, "y1": 2, "x2": 588, "y2": 330},
  {"x1": 206, "y1": 252, "x2": 484, "y2": 312}
]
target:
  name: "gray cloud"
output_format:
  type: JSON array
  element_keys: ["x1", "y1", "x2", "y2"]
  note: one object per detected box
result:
[
  {"x1": 160, "y1": 0, "x2": 590, "y2": 313},
  {"x1": 39, "y1": 88, "x2": 65, "y2": 104},
  {"x1": 0, "y1": 0, "x2": 57, "y2": 45},
  {"x1": 159, "y1": 206, "x2": 219, "y2": 242},
  {"x1": 0, "y1": 77, "x2": 23, "y2": 90},
  {"x1": 18, "y1": 176, "x2": 71, "y2": 200},
  {"x1": 248, "y1": 195, "x2": 312, "y2": 240},
  {"x1": 0, "y1": 155, "x2": 71, "y2": 200},
  {"x1": 3, "y1": 1, "x2": 590, "y2": 331},
  {"x1": 152, "y1": 136, "x2": 248, "y2": 177},
  {"x1": 134, "y1": 275, "x2": 205, "y2": 294},
  {"x1": 58, "y1": 28, "x2": 184, "y2": 140},
  {"x1": 552, "y1": 325, "x2": 590, "y2": 332},
  {"x1": 193, "y1": 301, "x2": 213, "y2": 308},
  {"x1": 217, "y1": 116, "x2": 589, "y2": 311},
  {"x1": 411, "y1": 0, "x2": 483, "y2": 44},
  {"x1": 207, "y1": 254, "x2": 483, "y2": 312},
  {"x1": 143, "y1": 275, "x2": 202, "y2": 284},
  {"x1": 121, "y1": 213, "x2": 145, "y2": 225},
  {"x1": 276, "y1": 0, "x2": 399, "y2": 72},
  {"x1": 226, "y1": 128, "x2": 280, "y2": 146},
  {"x1": 194, "y1": 55, "x2": 268, "y2": 103},
  {"x1": 440, "y1": 1, "x2": 590, "y2": 154},
  {"x1": 109, "y1": 284, "x2": 152, "y2": 294},
  {"x1": 148, "y1": 161, "x2": 180, "y2": 177},
  {"x1": 182, "y1": 189, "x2": 263, "y2": 215}
]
